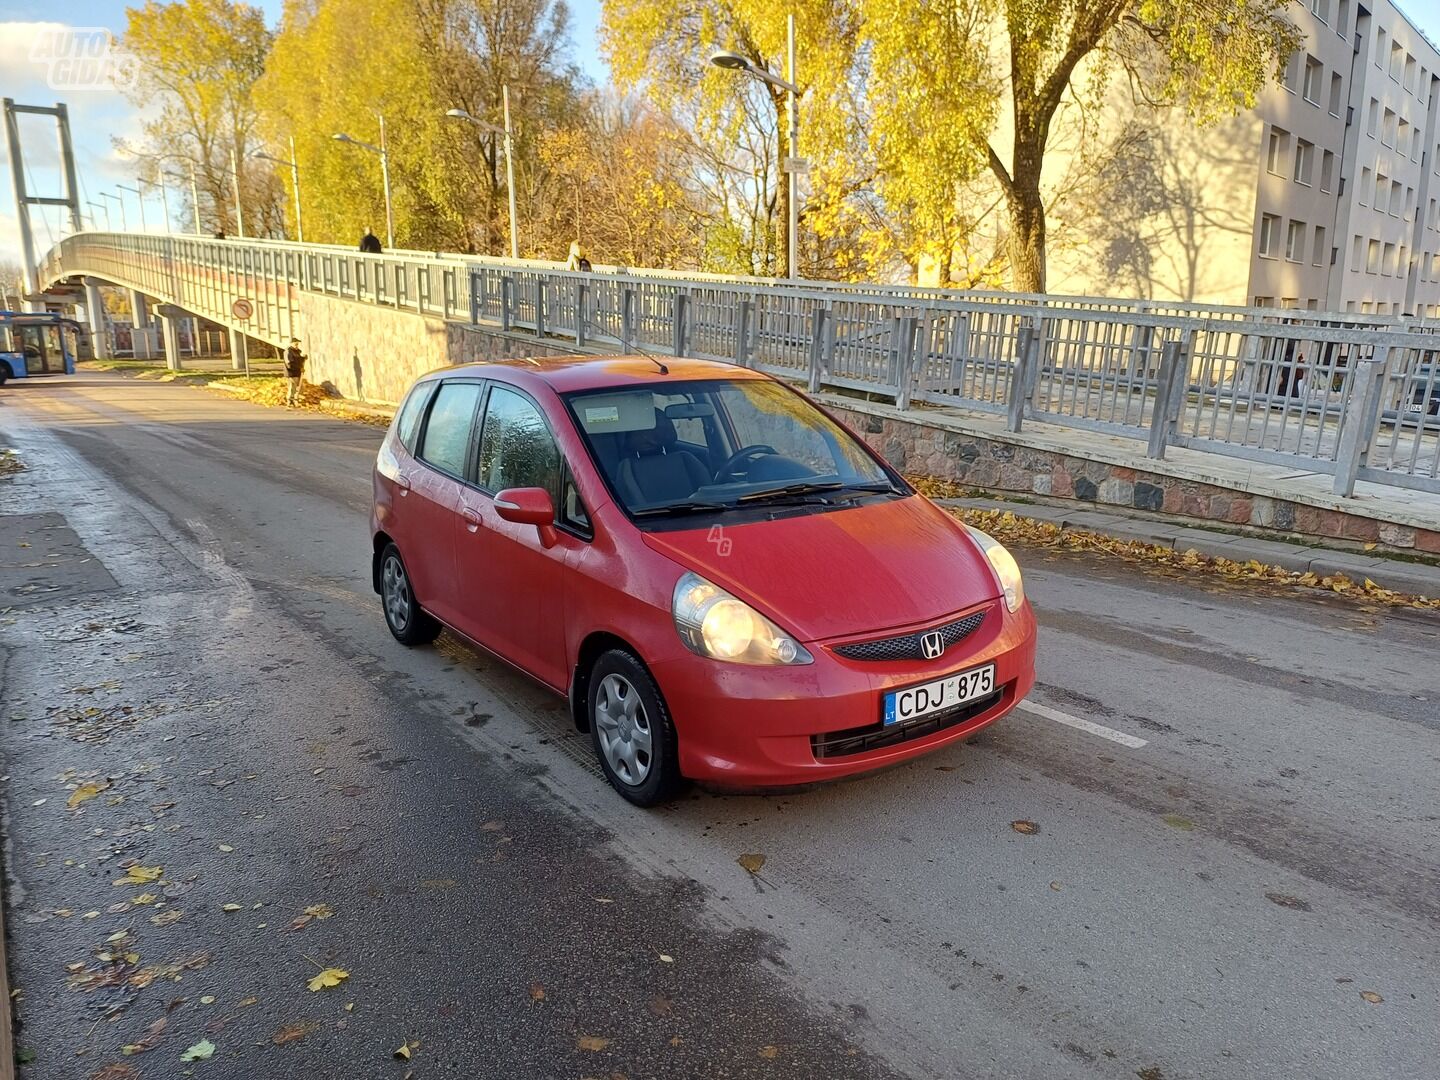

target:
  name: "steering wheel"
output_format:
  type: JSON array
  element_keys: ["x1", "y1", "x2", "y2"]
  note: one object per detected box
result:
[{"x1": 715, "y1": 444, "x2": 778, "y2": 482}]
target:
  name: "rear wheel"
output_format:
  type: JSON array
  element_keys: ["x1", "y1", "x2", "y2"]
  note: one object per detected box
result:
[
  {"x1": 379, "y1": 543, "x2": 440, "y2": 646},
  {"x1": 588, "y1": 649, "x2": 683, "y2": 807}
]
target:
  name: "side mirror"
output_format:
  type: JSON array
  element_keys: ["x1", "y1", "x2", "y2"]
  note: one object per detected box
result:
[{"x1": 494, "y1": 487, "x2": 557, "y2": 545}]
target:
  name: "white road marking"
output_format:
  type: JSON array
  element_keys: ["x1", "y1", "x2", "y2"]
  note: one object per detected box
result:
[{"x1": 1018, "y1": 701, "x2": 1148, "y2": 748}]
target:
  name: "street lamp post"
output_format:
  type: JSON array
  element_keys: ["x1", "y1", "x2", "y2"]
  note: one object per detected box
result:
[
  {"x1": 143, "y1": 175, "x2": 171, "y2": 234},
  {"x1": 87, "y1": 199, "x2": 109, "y2": 230},
  {"x1": 333, "y1": 119, "x2": 393, "y2": 249},
  {"x1": 710, "y1": 13, "x2": 802, "y2": 280},
  {"x1": 230, "y1": 148, "x2": 244, "y2": 238},
  {"x1": 445, "y1": 88, "x2": 519, "y2": 260},
  {"x1": 117, "y1": 183, "x2": 147, "y2": 232},
  {"x1": 100, "y1": 191, "x2": 126, "y2": 232},
  {"x1": 254, "y1": 134, "x2": 303, "y2": 242}
]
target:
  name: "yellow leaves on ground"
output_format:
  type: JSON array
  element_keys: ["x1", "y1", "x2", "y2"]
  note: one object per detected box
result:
[
  {"x1": 303, "y1": 904, "x2": 335, "y2": 920},
  {"x1": 272, "y1": 1021, "x2": 318, "y2": 1045},
  {"x1": 393, "y1": 1042, "x2": 420, "y2": 1060},
  {"x1": 944, "y1": 505, "x2": 1440, "y2": 611},
  {"x1": 1360, "y1": 990, "x2": 1384, "y2": 1004},
  {"x1": 221, "y1": 903, "x2": 243, "y2": 912},
  {"x1": 180, "y1": 1039, "x2": 216, "y2": 1061},
  {"x1": 306, "y1": 967, "x2": 349, "y2": 992},
  {"x1": 1011, "y1": 820, "x2": 1038, "y2": 835},
  {"x1": 736, "y1": 853, "x2": 766, "y2": 875},
  {"x1": 149, "y1": 909, "x2": 183, "y2": 927},
  {"x1": 113, "y1": 865, "x2": 162, "y2": 886},
  {"x1": 529, "y1": 983, "x2": 546, "y2": 1002},
  {"x1": 576, "y1": 1035, "x2": 611, "y2": 1052},
  {"x1": 67, "y1": 781, "x2": 110, "y2": 808}
]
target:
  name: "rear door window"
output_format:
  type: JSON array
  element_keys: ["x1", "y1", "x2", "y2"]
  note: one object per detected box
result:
[
  {"x1": 418, "y1": 381, "x2": 482, "y2": 478},
  {"x1": 395, "y1": 382, "x2": 435, "y2": 453}
]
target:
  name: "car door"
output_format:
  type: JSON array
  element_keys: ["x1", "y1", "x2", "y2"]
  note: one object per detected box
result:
[
  {"x1": 454, "y1": 383, "x2": 588, "y2": 691},
  {"x1": 403, "y1": 379, "x2": 484, "y2": 629}
]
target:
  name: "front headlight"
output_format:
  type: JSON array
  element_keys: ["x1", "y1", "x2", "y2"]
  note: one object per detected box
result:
[
  {"x1": 967, "y1": 526, "x2": 1025, "y2": 613},
  {"x1": 671, "y1": 572, "x2": 813, "y2": 665}
]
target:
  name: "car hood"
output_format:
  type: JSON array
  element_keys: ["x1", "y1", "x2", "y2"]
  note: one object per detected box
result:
[{"x1": 640, "y1": 495, "x2": 1000, "y2": 642}]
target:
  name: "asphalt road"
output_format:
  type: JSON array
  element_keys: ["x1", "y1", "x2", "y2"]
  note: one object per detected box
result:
[{"x1": 1, "y1": 371, "x2": 1436, "y2": 1080}]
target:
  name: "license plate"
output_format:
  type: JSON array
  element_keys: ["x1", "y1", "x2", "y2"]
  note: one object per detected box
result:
[{"x1": 883, "y1": 663, "x2": 996, "y2": 726}]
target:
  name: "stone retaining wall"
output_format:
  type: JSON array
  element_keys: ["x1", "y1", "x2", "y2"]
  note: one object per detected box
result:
[{"x1": 825, "y1": 402, "x2": 1440, "y2": 555}]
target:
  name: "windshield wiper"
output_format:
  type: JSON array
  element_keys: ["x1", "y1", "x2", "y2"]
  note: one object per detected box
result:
[
  {"x1": 632, "y1": 499, "x2": 733, "y2": 518},
  {"x1": 737, "y1": 480, "x2": 897, "y2": 503}
]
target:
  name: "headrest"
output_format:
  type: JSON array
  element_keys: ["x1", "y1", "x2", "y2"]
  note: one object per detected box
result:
[{"x1": 624, "y1": 409, "x2": 677, "y2": 455}]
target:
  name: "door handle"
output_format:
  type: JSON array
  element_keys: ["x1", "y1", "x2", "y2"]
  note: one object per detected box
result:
[
  {"x1": 460, "y1": 506, "x2": 483, "y2": 532},
  {"x1": 395, "y1": 473, "x2": 411, "y2": 496}
]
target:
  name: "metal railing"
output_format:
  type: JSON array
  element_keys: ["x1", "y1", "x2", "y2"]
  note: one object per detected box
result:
[{"x1": 38, "y1": 231, "x2": 1440, "y2": 495}]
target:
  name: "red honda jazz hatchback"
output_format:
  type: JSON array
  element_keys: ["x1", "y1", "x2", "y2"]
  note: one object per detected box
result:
[{"x1": 371, "y1": 356, "x2": 1036, "y2": 805}]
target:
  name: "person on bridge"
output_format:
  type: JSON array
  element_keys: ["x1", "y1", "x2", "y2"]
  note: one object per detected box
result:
[
  {"x1": 566, "y1": 241, "x2": 591, "y2": 273},
  {"x1": 284, "y1": 338, "x2": 307, "y2": 406},
  {"x1": 359, "y1": 229, "x2": 382, "y2": 254}
]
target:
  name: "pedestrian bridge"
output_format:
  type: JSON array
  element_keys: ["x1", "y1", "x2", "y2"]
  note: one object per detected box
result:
[{"x1": 35, "y1": 231, "x2": 1440, "y2": 498}]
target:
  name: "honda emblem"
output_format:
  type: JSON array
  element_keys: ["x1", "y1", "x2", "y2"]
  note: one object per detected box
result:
[{"x1": 920, "y1": 631, "x2": 944, "y2": 660}]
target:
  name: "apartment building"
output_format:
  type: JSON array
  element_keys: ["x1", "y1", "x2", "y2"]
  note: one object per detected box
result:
[{"x1": 1046, "y1": 0, "x2": 1440, "y2": 315}]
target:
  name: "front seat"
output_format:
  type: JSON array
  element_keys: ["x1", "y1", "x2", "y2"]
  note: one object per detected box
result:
[{"x1": 616, "y1": 410, "x2": 711, "y2": 506}]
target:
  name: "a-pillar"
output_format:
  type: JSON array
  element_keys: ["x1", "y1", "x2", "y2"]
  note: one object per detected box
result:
[
  {"x1": 155, "y1": 304, "x2": 185, "y2": 372},
  {"x1": 228, "y1": 327, "x2": 248, "y2": 372},
  {"x1": 83, "y1": 277, "x2": 110, "y2": 360},
  {"x1": 129, "y1": 289, "x2": 155, "y2": 359}
]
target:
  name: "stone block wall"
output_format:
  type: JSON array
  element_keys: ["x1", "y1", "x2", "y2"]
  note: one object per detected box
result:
[{"x1": 825, "y1": 401, "x2": 1440, "y2": 555}]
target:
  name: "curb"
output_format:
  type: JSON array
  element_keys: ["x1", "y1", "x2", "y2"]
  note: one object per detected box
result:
[{"x1": 940, "y1": 496, "x2": 1440, "y2": 600}]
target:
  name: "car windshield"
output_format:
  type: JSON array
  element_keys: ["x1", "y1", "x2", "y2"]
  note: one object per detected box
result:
[{"x1": 564, "y1": 378, "x2": 901, "y2": 517}]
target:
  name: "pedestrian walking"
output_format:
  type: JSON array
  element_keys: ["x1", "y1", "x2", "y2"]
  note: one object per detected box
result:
[
  {"x1": 566, "y1": 240, "x2": 591, "y2": 272},
  {"x1": 284, "y1": 338, "x2": 306, "y2": 406},
  {"x1": 359, "y1": 229, "x2": 382, "y2": 254}
]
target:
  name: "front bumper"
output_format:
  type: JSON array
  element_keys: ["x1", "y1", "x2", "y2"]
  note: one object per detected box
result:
[{"x1": 649, "y1": 599, "x2": 1037, "y2": 786}]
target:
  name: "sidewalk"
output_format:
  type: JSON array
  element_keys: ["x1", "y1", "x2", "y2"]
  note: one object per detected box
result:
[{"x1": 937, "y1": 494, "x2": 1440, "y2": 599}]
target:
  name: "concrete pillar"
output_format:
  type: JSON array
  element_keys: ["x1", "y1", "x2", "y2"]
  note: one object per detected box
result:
[
  {"x1": 129, "y1": 289, "x2": 154, "y2": 359},
  {"x1": 156, "y1": 304, "x2": 184, "y2": 372},
  {"x1": 83, "y1": 277, "x2": 110, "y2": 360},
  {"x1": 228, "y1": 327, "x2": 248, "y2": 372}
]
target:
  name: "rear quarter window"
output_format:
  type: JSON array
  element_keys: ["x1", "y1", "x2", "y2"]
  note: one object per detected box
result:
[{"x1": 394, "y1": 382, "x2": 435, "y2": 453}]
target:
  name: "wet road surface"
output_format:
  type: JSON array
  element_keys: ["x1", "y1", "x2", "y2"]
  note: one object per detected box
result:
[{"x1": 1, "y1": 371, "x2": 1437, "y2": 1079}]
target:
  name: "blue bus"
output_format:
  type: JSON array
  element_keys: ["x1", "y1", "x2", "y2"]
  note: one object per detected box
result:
[{"x1": 0, "y1": 311, "x2": 84, "y2": 385}]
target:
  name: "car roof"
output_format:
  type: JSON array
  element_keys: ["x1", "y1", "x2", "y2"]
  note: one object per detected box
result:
[{"x1": 419, "y1": 354, "x2": 770, "y2": 393}]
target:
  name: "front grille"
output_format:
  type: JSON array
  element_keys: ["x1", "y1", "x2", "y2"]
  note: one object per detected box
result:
[
  {"x1": 832, "y1": 609, "x2": 987, "y2": 663},
  {"x1": 811, "y1": 689, "x2": 1004, "y2": 759}
]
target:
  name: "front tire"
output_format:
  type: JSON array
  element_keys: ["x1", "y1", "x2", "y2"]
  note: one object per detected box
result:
[
  {"x1": 588, "y1": 649, "x2": 683, "y2": 807},
  {"x1": 379, "y1": 543, "x2": 440, "y2": 646}
]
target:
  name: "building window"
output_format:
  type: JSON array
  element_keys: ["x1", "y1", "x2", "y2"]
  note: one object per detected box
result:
[
  {"x1": 1376, "y1": 29, "x2": 1387, "y2": 67},
  {"x1": 1303, "y1": 56, "x2": 1323, "y2": 104},
  {"x1": 1375, "y1": 171, "x2": 1386, "y2": 206},
  {"x1": 1398, "y1": 118, "x2": 1410, "y2": 154},
  {"x1": 1430, "y1": 198, "x2": 1438, "y2": 230},
  {"x1": 1412, "y1": 126, "x2": 1424, "y2": 160},
  {"x1": 1405, "y1": 54, "x2": 1416, "y2": 92},
  {"x1": 1284, "y1": 52, "x2": 1302, "y2": 93},
  {"x1": 1286, "y1": 219, "x2": 1306, "y2": 262},
  {"x1": 1329, "y1": 72, "x2": 1344, "y2": 115},
  {"x1": 1383, "y1": 241, "x2": 1395, "y2": 275},
  {"x1": 1382, "y1": 108, "x2": 1397, "y2": 147},
  {"x1": 1253, "y1": 296, "x2": 1273, "y2": 308},
  {"x1": 1405, "y1": 186, "x2": 1415, "y2": 220},
  {"x1": 1311, "y1": 0, "x2": 1329, "y2": 23},
  {"x1": 1399, "y1": 245, "x2": 1408, "y2": 276},
  {"x1": 1259, "y1": 213, "x2": 1281, "y2": 258},
  {"x1": 1337, "y1": 0, "x2": 1349, "y2": 37},
  {"x1": 1360, "y1": 166, "x2": 1372, "y2": 205},
  {"x1": 1391, "y1": 179, "x2": 1403, "y2": 216},
  {"x1": 1266, "y1": 127, "x2": 1288, "y2": 174},
  {"x1": 1367, "y1": 98, "x2": 1379, "y2": 136},
  {"x1": 1390, "y1": 41, "x2": 1403, "y2": 81},
  {"x1": 1312, "y1": 225, "x2": 1327, "y2": 266},
  {"x1": 1321, "y1": 150, "x2": 1336, "y2": 192},
  {"x1": 1351, "y1": 234, "x2": 1364, "y2": 271},
  {"x1": 1367, "y1": 238, "x2": 1380, "y2": 273},
  {"x1": 1294, "y1": 139, "x2": 1315, "y2": 185}
]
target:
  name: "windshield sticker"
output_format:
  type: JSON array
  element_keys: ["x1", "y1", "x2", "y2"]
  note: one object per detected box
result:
[{"x1": 585, "y1": 405, "x2": 621, "y2": 424}]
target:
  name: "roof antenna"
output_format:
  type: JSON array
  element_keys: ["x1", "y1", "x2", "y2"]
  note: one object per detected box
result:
[{"x1": 577, "y1": 305, "x2": 668, "y2": 374}]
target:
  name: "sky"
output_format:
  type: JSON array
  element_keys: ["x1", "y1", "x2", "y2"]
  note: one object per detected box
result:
[{"x1": 3, "y1": 0, "x2": 1440, "y2": 272}]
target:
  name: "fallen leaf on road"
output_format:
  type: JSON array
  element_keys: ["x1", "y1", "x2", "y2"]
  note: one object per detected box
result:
[
  {"x1": 648, "y1": 994, "x2": 673, "y2": 1017},
  {"x1": 179, "y1": 1039, "x2": 215, "y2": 1061},
  {"x1": 121, "y1": 1016, "x2": 168, "y2": 1055},
  {"x1": 1360, "y1": 990, "x2": 1383, "y2": 1004},
  {"x1": 303, "y1": 904, "x2": 334, "y2": 919},
  {"x1": 237, "y1": 997, "x2": 258, "y2": 1007},
  {"x1": 131, "y1": 893, "x2": 158, "y2": 905},
  {"x1": 577, "y1": 1036, "x2": 611, "y2": 1051},
  {"x1": 759, "y1": 1045, "x2": 780, "y2": 1059},
  {"x1": 658, "y1": 954, "x2": 673, "y2": 963},
  {"x1": 150, "y1": 909, "x2": 183, "y2": 927},
  {"x1": 529, "y1": 983, "x2": 545, "y2": 1001},
  {"x1": 88, "y1": 1064, "x2": 140, "y2": 1080},
  {"x1": 217, "y1": 844, "x2": 234, "y2": 853},
  {"x1": 1264, "y1": 892, "x2": 1311, "y2": 912},
  {"x1": 306, "y1": 968, "x2": 349, "y2": 992},
  {"x1": 393, "y1": 1044, "x2": 411, "y2": 1060},
  {"x1": 68, "y1": 781, "x2": 110, "y2": 808},
  {"x1": 1011, "y1": 820, "x2": 1038, "y2": 835},
  {"x1": 272, "y1": 1021, "x2": 318, "y2": 1045},
  {"x1": 592, "y1": 897, "x2": 614, "y2": 904},
  {"x1": 114, "y1": 866, "x2": 162, "y2": 886},
  {"x1": 1049, "y1": 882, "x2": 1062, "y2": 891},
  {"x1": 1161, "y1": 814, "x2": 1195, "y2": 831},
  {"x1": 221, "y1": 903, "x2": 242, "y2": 912},
  {"x1": 737, "y1": 853, "x2": 766, "y2": 874},
  {"x1": 199, "y1": 996, "x2": 215, "y2": 1005}
]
